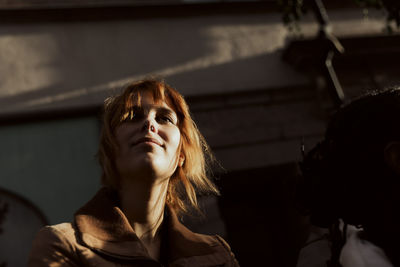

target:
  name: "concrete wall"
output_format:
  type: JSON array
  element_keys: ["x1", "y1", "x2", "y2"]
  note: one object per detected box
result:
[{"x1": 0, "y1": 9, "x2": 387, "y2": 115}]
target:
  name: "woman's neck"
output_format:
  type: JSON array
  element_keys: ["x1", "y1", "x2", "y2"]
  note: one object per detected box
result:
[{"x1": 118, "y1": 176, "x2": 169, "y2": 258}]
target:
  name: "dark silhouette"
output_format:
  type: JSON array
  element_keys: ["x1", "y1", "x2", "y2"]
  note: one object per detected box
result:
[{"x1": 298, "y1": 88, "x2": 400, "y2": 267}]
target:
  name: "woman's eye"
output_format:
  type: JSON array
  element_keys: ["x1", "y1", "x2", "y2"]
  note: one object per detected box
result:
[
  {"x1": 157, "y1": 115, "x2": 174, "y2": 124},
  {"x1": 122, "y1": 108, "x2": 144, "y2": 122},
  {"x1": 127, "y1": 115, "x2": 139, "y2": 122}
]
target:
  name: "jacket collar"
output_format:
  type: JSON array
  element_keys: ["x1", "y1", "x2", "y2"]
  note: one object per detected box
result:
[{"x1": 74, "y1": 187, "x2": 229, "y2": 265}]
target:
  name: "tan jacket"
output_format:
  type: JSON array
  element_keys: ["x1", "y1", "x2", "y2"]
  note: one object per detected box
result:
[{"x1": 28, "y1": 188, "x2": 239, "y2": 267}]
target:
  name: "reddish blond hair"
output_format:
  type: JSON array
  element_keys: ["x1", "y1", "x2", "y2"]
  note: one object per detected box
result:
[{"x1": 98, "y1": 79, "x2": 219, "y2": 215}]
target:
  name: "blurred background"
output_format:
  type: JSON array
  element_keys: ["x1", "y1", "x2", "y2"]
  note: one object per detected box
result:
[{"x1": 0, "y1": 0, "x2": 399, "y2": 266}]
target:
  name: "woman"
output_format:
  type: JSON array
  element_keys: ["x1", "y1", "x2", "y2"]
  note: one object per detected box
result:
[
  {"x1": 28, "y1": 79, "x2": 239, "y2": 267},
  {"x1": 297, "y1": 88, "x2": 400, "y2": 267}
]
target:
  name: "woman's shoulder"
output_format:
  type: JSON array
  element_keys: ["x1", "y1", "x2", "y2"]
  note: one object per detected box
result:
[
  {"x1": 34, "y1": 223, "x2": 77, "y2": 245},
  {"x1": 28, "y1": 223, "x2": 81, "y2": 267},
  {"x1": 187, "y1": 233, "x2": 240, "y2": 267},
  {"x1": 43, "y1": 222, "x2": 75, "y2": 233},
  {"x1": 194, "y1": 233, "x2": 233, "y2": 251},
  {"x1": 213, "y1": 235, "x2": 239, "y2": 265}
]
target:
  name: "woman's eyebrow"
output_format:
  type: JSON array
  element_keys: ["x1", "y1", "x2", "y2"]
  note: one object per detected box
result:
[
  {"x1": 138, "y1": 104, "x2": 177, "y2": 118},
  {"x1": 156, "y1": 106, "x2": 177, "y2": 116}
]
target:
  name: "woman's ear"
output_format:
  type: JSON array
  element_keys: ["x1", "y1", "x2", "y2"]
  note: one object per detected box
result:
[
  {"x1": 179, "y1": 155, "x2": 185, "y2": 167},
  {"x1": 384, "y1": 142, "x2": 400, "y2": 176}
]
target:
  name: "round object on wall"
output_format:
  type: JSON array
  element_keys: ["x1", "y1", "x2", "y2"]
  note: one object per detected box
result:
[{"x1": 0, "y1": 188, "x2": 47, "y2": 267}]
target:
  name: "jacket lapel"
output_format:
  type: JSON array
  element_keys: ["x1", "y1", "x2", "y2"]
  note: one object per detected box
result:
[
  {"x1": 74, "y1": 187, "x2": 230, "y2": 266},
  {"x1": 74, "y1": 187, "x2": 148, "y2": 258},
  {"x1": 165, "y1": 207, "x2": 232, "y2": 266}
]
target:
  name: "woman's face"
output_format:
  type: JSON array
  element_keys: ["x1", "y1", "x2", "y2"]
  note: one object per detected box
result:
[{"x1": 115, "y1": 92, "x2": 182, "y2": 182}]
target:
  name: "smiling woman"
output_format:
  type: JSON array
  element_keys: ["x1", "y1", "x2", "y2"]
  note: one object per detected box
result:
[{"x1": 28, "y1": 79, "x2": 239, "y2": 267}]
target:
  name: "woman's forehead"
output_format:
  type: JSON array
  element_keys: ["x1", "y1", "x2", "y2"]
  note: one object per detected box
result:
[
  {"x1": 118, "y1": 91, "x2": 181, "y2": 122},
  {"x1": 132, "y1": 91, "x2": 176, "y2": 112}
]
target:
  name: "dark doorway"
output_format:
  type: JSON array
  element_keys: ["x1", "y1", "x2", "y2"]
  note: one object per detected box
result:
[{"x1": 217, "y1": 162, "x2": 309, "y2": 267}]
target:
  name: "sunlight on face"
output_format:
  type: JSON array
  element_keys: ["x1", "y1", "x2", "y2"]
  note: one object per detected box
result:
[{"x1": 115, "y1": 92, "x2": 181, "y2": 182}]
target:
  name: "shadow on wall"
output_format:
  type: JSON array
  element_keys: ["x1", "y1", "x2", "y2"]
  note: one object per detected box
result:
[
  {"x1": 0, "y1": 188, "x2": 47, "y2": 267},
  {"x1": 0, "y1": 18, "x2": 213, "y2": 111},
  {"x1": 0, "y1": 14, "x2": 296, "y2": 113},
  {"x1": 217, "y1": 162, "x2": 310, "y2": 267}
]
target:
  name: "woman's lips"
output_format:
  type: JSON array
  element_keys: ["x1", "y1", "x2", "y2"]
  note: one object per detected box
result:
[{"x1": 132, "y1": 137, "x2": 162, "y2": 147}]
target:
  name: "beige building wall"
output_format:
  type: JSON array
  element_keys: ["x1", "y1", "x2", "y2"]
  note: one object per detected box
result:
[{"x1": 0, "y1": 9, "x2": 387, "y2": 115}]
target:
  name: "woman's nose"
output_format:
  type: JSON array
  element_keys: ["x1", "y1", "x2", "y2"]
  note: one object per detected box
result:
[{"x1": 143, "y1": 119, "x2": 156, "y2": 133}]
